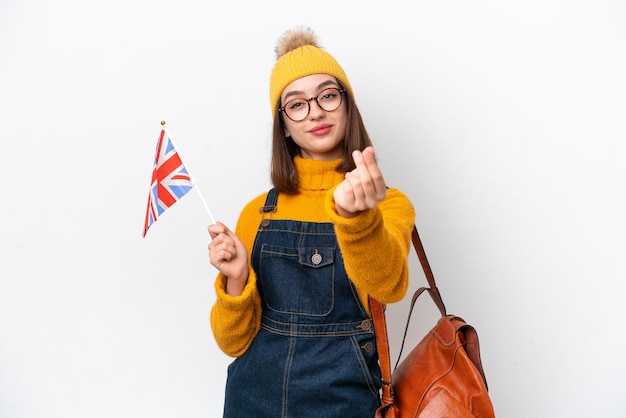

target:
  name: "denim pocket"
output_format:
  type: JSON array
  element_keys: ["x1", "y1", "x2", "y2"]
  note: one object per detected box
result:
[{"x1": 258, "y1": 245, "x2": 335, "y2": 316}]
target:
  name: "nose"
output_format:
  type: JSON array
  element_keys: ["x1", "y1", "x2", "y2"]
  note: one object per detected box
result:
[{"x1": 307, "y1": 97, "x2": 325, "y2": 118}]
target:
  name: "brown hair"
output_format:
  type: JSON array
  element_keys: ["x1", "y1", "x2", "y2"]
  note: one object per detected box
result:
[{"x1": 270, "y1": 87, "x2": 373, "y2": 193}]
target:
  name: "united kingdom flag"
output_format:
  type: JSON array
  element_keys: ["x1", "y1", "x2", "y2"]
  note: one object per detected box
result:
[{"x1": 143, "y1": 128, "x2": 195, "y2": 237}]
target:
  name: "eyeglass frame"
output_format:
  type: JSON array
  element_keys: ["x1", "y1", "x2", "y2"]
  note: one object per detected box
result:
[{"x1": 278, "y1": 87, "x2": 346, "y2": 122}]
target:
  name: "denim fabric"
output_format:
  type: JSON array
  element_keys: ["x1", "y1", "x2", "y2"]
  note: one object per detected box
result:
[{"x1": 223, "y1": 189, "x2": 381, "y2": 418}]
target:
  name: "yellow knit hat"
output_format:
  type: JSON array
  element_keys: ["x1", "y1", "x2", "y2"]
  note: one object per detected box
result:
[{"x1": 269, "y1": 27, "x2": 353, "y2": 118}]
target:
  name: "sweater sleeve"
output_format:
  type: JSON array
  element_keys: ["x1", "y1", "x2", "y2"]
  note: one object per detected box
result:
[
  {"x1": 209, "y1": 193, "x2": 266, "y2": 357},
  {"x1": 210, "y1": 270, "x2": 261, "y2": 357},
  {"x1": 324, "y1": 187, "x2": 415, "y2": 304}
]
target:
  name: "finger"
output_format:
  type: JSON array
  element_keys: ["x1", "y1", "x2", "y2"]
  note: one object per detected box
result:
[
  {"x1": 353, "y1": 150, "x2": 374, "y2": 184},
  {"x1": 361, "y1": 148, "x2": 384, "y2": 185},
  {"x1": 212, "y1": 246, "x2": 234, "y2": 263},
  {"x1": 212, "y1": 228, "x2": 240, "y2": 254},
  {"x1": 209, "y1": 240, "x2": 237, "y2": 265},
  {"x1": 208, "y1": 222, "x2": 225, "y2": 239},
  {"x1": 208, "y1": 221, "x2": 233, "y2": 239},
  {"x1": 351, "y1": 150, "x2": 380, "y2": 206},
  {"x1": 355, "y1": 147, "x2": 379, "y2": 177},
  {"x1": 359, "y1": 147, "x2": 386, "y2": 201},
  {"x1": 333, "y1": 174, "x2": 355, "y2": 214},
  {"x1": 344, "y1": 170, "x2": 365, "y2": 204}
]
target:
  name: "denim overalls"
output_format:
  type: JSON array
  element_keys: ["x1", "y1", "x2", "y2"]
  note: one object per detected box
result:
[{"x1": 223, "y1": 189, "x2": 382, "y2": 418}]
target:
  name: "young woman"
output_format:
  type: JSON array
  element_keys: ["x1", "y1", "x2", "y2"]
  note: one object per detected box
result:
[{"x1": 208, "y1": 27, "x2": 415, "y2": 417}]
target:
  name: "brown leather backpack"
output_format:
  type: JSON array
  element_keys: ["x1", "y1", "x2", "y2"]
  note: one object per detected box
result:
[{"x1": 371, "y1": 226, "x2": 495, "y2": 418}]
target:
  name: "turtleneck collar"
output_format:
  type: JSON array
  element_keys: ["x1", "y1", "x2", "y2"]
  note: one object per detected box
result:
[{"x1": 293, "y1": 155, "x2": 346, "y2": 191}]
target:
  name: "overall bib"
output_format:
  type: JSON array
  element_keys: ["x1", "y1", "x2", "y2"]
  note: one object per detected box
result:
[{"x1": 223, "y1": 189, "x2": 382, "y2": 418}]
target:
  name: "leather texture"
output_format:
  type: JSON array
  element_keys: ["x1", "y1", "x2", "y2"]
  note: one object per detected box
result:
[{"x1": 371, "y1": 226, "x2": 495, "y2": 418}]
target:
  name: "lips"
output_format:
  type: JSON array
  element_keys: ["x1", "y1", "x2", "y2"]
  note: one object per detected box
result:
[{"x1": 308, "y1": 124, "x2": 332, "y2": 136}]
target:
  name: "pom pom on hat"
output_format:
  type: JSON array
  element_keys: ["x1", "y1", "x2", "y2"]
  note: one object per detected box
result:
[
  {"x1": 274, "y1": 26, "x2": 320, "y2": 59},
  {"x1": 269, "y1": 27, "x2": 353, "y2": 118}
]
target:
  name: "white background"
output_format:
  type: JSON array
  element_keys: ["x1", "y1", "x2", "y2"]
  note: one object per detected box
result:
[{"x1": 1, "y1": 1, "x2": 625, "y2": 417}]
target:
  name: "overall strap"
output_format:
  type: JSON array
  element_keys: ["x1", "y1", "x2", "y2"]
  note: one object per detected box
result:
[
  {"x1": 259, "y1": 188, "x2": 278, "y2": 227},
  {"x1": 261, "y1": 188, "x2": 278, "y2": 211}
]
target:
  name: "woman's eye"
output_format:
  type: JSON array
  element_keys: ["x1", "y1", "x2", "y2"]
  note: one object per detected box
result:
[
  {"x1": 289, "y1": 101, "x2": 305, "y2": 110},
  {"x1": 319, "y1": 90, "x2": 338, "y2": 101}
]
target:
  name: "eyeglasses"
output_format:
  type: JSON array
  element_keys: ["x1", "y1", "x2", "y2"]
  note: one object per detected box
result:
[{"x1": 279, "y1": 88, "x2": 345, "y2": 122}]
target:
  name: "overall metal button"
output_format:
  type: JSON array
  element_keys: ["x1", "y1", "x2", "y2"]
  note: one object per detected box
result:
[
  {"x1": 362, "y1": 342, "x2": 374, "y2": 352},
  {"x1": 311, "y1": 250, "x2": 322, "y2": 265}
]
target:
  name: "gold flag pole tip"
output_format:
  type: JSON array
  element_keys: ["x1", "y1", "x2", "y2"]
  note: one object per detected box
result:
[{"x1": 161, "y1": 120, "x2": 166, "y2": 126}]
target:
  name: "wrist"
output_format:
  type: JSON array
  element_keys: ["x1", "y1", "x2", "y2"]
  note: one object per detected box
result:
[
  {"x1": 225, "y1": 271, "x2": 248, "y2": 296},
  {"x1": 335, "y1": 205, "x2": 359, "y2": 218}
]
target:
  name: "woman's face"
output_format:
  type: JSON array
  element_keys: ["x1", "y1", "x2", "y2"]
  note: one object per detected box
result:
[{"x1": 280, "y1": 73, "x2": 347, "y2": 160}]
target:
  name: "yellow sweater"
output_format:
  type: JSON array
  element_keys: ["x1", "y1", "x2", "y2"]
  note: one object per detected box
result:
[{"x1": 210, "y1": 156, "x2": 415, "y2": 357}]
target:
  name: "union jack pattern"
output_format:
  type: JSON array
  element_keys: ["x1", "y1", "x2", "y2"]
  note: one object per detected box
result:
[{"x1": 143, "y1": 128, "x2": 194, "y2": 237}]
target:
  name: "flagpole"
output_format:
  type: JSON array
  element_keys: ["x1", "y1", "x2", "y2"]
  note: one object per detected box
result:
[{"x1": 161, "y1": 121, "x2": 216, "y2": 224}]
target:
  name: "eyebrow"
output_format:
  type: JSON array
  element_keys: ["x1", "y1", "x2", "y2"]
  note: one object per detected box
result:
[{"x1": 282, "y1": 80, "x2": 340, "y2": 101}]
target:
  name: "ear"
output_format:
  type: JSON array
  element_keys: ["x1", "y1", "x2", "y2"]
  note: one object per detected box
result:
[{"x1": 284, "y1": 129, "x2": 291, "y2": 137}]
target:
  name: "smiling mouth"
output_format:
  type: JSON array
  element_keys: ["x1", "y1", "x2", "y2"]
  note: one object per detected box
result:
[{"x1": 309, "y1": 125, "x2": 332, "y2": 135}]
